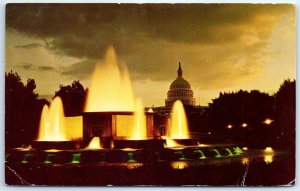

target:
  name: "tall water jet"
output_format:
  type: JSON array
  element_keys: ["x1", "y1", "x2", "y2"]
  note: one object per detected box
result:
[
  {"x1": 84, "y1": 46, "x2": 135, "y2": 112},
  {"x1": 130, "y1": 99, "x2": 147, "y2": 140},
  {"x1": 168, "y1": 100, "x2": 189, "y2": 139},
  {"x1": 37, "y1": 96, "x2": 67, "y2": 141}
]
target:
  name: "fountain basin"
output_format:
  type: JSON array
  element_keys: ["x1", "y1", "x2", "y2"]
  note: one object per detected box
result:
[
  {"x1": 113, "y1": 139, "x2": 165, "y2": 149},
  {"x1": 32, "y1": 141, "x2": 81, "y2": 150},
  {"x1": 171, "y1": 139, "x2": 198, "y2": 146}
]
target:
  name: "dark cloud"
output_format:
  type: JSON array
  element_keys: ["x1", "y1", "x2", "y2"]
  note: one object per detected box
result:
[
  {"x1": 38, "y1": 66, "x2": 55, "y2": 71},
  {"x1": 60, "y1": 59, "x2": 96, "y2": 79},
  {"x1": 15, "y1": 43, "x2": 44, "y2": 49},
  {"x1": 6, "y1": 4, "x2": 295, "y2": 90},
  {"x1": 16, "y1": 62, "x2": 33, "y2": 70},
  {"x1": 6, "y1": 4, "x2": 294, "y2": 59}
]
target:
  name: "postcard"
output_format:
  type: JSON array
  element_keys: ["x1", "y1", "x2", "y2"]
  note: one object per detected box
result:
[{"x1": 5, "y1": 3, "x2": 296, "y2": 186}]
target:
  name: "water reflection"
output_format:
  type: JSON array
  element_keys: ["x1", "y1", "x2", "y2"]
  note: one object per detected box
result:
[
  {"x1": 171, "y1": 161, "x2": 188, "y2": 169},
  {"x1": 241, "y1": 157, "x2": 250, "y2": 165},
  {"x1": 264, "y1": 154, "x2": 274, "y2": 164},
  {"x1": 263, "y1": 147, "x2": 275, "y2": 164}
]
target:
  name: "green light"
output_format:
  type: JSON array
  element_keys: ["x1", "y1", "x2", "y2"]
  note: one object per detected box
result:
[
  {"x1": 43, "y1": 153, "x2": 55, "y2": 164},
  {"x1": 127, "y1": 152, "x2": 137, "y2": 163},
  {"x1": 225, "y1": 148, "x2": 234, "y2": 157},
  {"x1": 20, "y1": 154, "x2": 33, "y2": 164},
  {"x1": 194, "y1": 150, "x2": 206, "y2": 159},
  {"x1": 233, "y1": 146, "x2": 244, "y2": 155},
  {"x1": 209, "y1": 149, "x2": 222, "y2": 158},
  {"x1": 174, "y1": 151, "x2": 186, "y2": 160},
  {"x1": 70, "y1": 153, "x2": 81, "y2": 164}
]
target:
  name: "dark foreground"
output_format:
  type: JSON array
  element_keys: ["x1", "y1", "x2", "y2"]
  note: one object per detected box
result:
[{"x1": 5, "y1": 150, "x2": 294, "y2": 186}]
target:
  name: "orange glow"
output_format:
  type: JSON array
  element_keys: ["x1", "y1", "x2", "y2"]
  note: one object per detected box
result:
[
  {"x1": 263, "y1": 147, "x2": 275, "y2": 163},
  {"x1": 162, "y1": 136, "x2": 181, "y2": 148},
  {"x1": 130, "y1": 99, "x2": 147, "y2": 140},
  {"x1": 147, "y1": 108, "x2": 154, "y2": 113},
  {"x1": 168, "y1": 100, "x2": 189, "y2": 139},
  {"x1": 45, "y1": 149, "x2": 61, "y2": 153},
  {"x1": 242, "y1": 147, "x2": 248, "y2": 151},
  {"x1": 86, "y1": 137, "x2": 102, "y2": 150},
  {"x1": 121, "y1": 148, "x2": 138, "y2": 152},
  {"x1": 171, "y1": 161, "x2": 188, "y2": 169},
  {"x1": 84, "y1": 46, "x2": 135, "y2": 112},
  {"x1": 264, "y1": 154, "x2": 274, "y2": 163},
  {"x1": 264, "y1": 147, "x2": 274, "y2": 153},
  {"x1": 115, "y1": 115, "x2": 134, "y2": 137},
  {"x1": 65, "y1": 116, "x2": 83, "y2": 140},
  {"x1": 227, "y1": 124, "x2": 233, "y2": 129},
  {"x1": 263, "y1": 119, "x2": 273, "y2": 125},
  {"x1": 37, "y1": 97, "x2": 67, "y2": 141},
  {"x1": 241, "y1": 157, "x2": 250, "y2": 164},
  {"x1": 241, "y1": 123, "x2": 248, "y2": 128}
]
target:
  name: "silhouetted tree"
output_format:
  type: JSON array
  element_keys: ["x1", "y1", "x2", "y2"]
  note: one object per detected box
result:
[
  {"x1": 208, "y1": 90, "x2": 275, "y2": 147},
  {"x1": 54, "y1": 81, "x2": 87, "y2": 116},
  {"x1": 5, "y1": 71, "x2": 49, "y2": 148},
  {"x1": 274, "y1": 79, "x2": 296, "y2": 151}
]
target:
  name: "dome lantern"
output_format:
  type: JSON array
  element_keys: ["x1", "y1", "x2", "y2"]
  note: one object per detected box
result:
[{"x1": 178, "y1": 62, "x2": 182, "y2": 77}]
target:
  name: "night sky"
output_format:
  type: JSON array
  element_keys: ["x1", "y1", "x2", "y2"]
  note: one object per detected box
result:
[{"x1": 5, "y1": 4, "x2": 295, "y2": 106}]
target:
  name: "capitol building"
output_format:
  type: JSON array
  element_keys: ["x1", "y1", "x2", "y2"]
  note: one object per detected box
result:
[
  {"x1": 149, "y1": 62, "x2": 207, "y2": 136},
  {"x1": 165, "y1": 63, "x2": 195, "y2": 107},
  {"x1": 149, "y1": 62, "x2": 207, "y2": 115}
]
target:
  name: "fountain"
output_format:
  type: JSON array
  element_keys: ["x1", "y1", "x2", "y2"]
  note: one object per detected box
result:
[
  {"x1": 130, "y1": 99, "x2": 147, "y2": 140},
  {"x1": 5, "y1": 46, "x2": 250, "y2": 185},
  {"x1": 86, "y1": 137, "x2": 102, "y2": 150},
  {"x1": 169, "y1": 100, "x2": 189, "y2": 139},
  {"x1": 82, "y1": 46, "x2": 164, "y2": 149},
  {"x1": 33, "y1": 96, "x2": 78, "y2": 149},
  {"x1": 164, "y1": 100, "x2": 196, "y2": 147},
  {"x1": 37, "y1": 97, "x2": 66, "y2": 141},
  {"x1": 85, "y1": 46, "x2": 135, "y2": 112}
]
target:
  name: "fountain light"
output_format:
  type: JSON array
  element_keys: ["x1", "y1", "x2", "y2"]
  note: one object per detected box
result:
[
  {"x1": 242, "y1": 147, "x2": 248, "y2": 151},
  {"x1": 147, "y1": 108, "x2": 154, "y2": 113},
  {"x1": 264, "y1": 147, "x2": 274, "y2": 153},
  {"x1": 241, "y1": 157, "x2": 250, "y2": 165},
  {"x1": 86, "y1": 137, "x2": 102, "y2": 150},
  {"x1": 263, "y1": 118, "x2": 273, "y2": 125},
  {"x1": 264, "y1": 155, "x2": 274, "y2": 164},
  {"x1": 162, "y1": 136, "x2": 182, "y2": 148},
  {"x1": 70, "y1": 153, "x2": 81, "y2": 164},
  {"x1": 168, "y1": 100, "x2": 189, "y2": 139},
  {"x1": 233, "y1": 146, "x2": 244, "y2": 155},
  {"x1": 37, "y1": 97, "x2": 67, "y2": 141},
  {"x1": 122, "y1": 148, "x2": 138, "y2": 152},
  {"x1": 130, "y1": 99, "x2": 147, "y2": 140},
  {"x1": 171, "y1": 161, "x2": 188, "y2": 169},
  {"x1": 84, "y1": 46, "x2": 135, "y2": 112}
]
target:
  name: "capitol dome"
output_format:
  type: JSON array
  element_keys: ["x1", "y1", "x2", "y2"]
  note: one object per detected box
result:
[{"x1": 165, "y1": 63, "x2": 195, "y2": 107}]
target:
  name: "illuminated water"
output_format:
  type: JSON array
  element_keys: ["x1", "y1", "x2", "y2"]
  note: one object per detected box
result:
[
  {"x1": 210, "y1": 148, "x2": 222, "y2": 158},
  {"x1": 168, "y1": 100, "x2": 189, "y2": 139},
  {"x1": 225, "y1": 148, "x2": 234, "y2": 156},
  {"x1": 37, "y1": 97, "x2": 67, "y2": 141},
  {"x1": 84, "y1": 46, "x2": 135, "y2": 112},
  {"x1": 86, "y1": 137, "x2": 102, "y2": 150},
  {"x1": 130, "y1": 99, "x2": 147, "y2": 140},
  {"x1": 194, "y1": 150, "x2": 206, "y2": 159}
]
